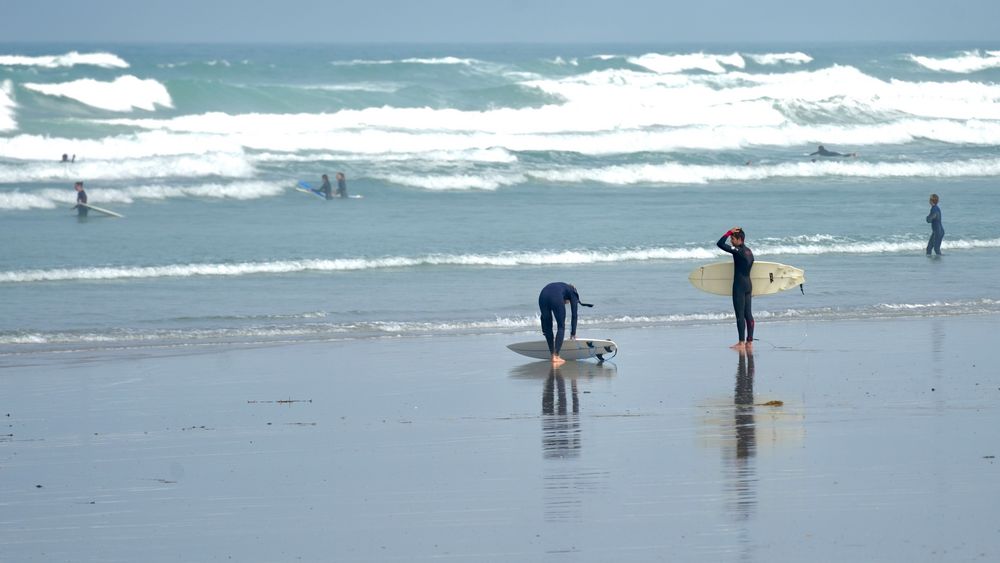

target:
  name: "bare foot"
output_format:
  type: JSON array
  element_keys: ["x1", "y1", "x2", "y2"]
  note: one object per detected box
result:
[
  {"x1": 745, "y1": 341, "x2": 754, "y2": 350},
  {"x1": 729, "y1": 342, "x2": 746, "y2": 350},
  {"x1": 551, "y1": 354, "x2": 566, "y2": 366}
]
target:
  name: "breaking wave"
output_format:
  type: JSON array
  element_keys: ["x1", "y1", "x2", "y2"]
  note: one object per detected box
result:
[
  {"x1": 24, "y1": 75, "x2": 173, "y2": 112},
  {"x1": 2, "y1": 237, "x2": 993, "y2": 283},
  {"x1": 0, "y1": 51, "x2": 129, "y2": 69},
  {"x1": 909, "y1": 50, "x2": 1000, "y2": 73}
]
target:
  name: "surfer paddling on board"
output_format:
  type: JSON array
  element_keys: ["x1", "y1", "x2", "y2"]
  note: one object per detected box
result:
[
  {"x1": 717, "y1": 227, "x2": 755, "y2": 349},
  {"x1": 73, "y1": 181, "x2": 88, "y2": 217},
  {"x1": 318, "y1": 174, "x2": 333, "y2": 200},
  {"x1": 809, "y1": 145, "x2": 856, "y2": 158},
  {"x1": 538, "y1": 282, "x2": 593, "y2": 366}
]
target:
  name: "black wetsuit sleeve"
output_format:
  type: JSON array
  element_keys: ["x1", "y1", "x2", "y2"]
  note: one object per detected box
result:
[
  {"x1": 926, "y1": 208, "x2": 939, "y2": 223},
  {"x1": 77, "y1": 191, "x2": 87, "y2": 204},
  {"x1": 717, "y1": 234, "x2": 736, "y2": 254},
  {"x1": 808, "y1": 150, "x2": 820, "y2": 156}
]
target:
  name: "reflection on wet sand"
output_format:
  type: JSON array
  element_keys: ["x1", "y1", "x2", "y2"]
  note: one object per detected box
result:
[
  {"x1": 729, "y1": 350, "x2": 757, "y2": 520},
  {"x1": 542, "y1": 367, "x2": 580, "y2": 459},
  {"x1": 509, "y1": 361, "x2": 617, "y2": 522}
]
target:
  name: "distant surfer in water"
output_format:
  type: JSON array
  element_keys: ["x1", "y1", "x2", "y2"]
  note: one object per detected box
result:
[
  {"x1": 335, "y1": 172, "x2": 348, "y2": 198},
  {"x1": 717, "y1": 227, "x2": 754, "y2": 349},
  {"x1": 318, "y1": 174, "x2": 333, "y2": 200},
  {"x1": 926, "y1": 193, "x2": 944, "y2": 256},
  {"x1": 538, "y1": 282, "x2": 592, "y2": 365},
  {"x1": 809, "y1": 145, "x2": 857, "y2": 158},
  {"x1": 73, "y1": 181, "x2": 88, "y2": 217}
]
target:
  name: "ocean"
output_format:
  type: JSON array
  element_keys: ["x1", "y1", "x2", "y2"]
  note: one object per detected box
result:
[{"x1": 1, "y1": 42, "x2": 998, "y2": 355}]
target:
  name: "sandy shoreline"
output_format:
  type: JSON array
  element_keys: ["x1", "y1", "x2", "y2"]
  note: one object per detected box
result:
[{"x1": 2, "y1": 315, "x2": 999, "y2": 562}]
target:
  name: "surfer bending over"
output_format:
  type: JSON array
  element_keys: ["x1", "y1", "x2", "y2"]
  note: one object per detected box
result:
[
  {"x1": 335, "y1": 172, "x2": 348, "y2": 198},
  {"x1": 73, "y1": 181, "x2": 88, "y2": 217},
  {"x1": 809, "y1": 145, "x2": 856, "y2": 158},
  {"x1": 319, "y1": 174, "x2": 333, "y2": 200},
  {"x1": 926, "y1": 193, "x2": 944, "y2": 256},
  {"x1": 717, "y1": 227, "x2": 755, "y2": 349},
  {"x1": 538, "y1": 282, "x2": 590, "y2": 366}
]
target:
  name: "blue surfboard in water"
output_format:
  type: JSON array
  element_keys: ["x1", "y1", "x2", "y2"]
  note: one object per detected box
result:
[{"x1": 295, "y1": 180, "x2": 326, "y2": 199}]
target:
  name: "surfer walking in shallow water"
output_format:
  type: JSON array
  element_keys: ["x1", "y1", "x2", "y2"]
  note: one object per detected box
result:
[
  {"x1": 717, "y1": 227, "x2": 755, "y2": 349},
  {"x1": 73, "y1": 181, "x2": 88, "y2": 217},
  {"x1": 926, "y1": 193, "x2": 944, "y2": 256},
  {"x1": 538, "y1": 282, "x2": 589, "y2": 366}
]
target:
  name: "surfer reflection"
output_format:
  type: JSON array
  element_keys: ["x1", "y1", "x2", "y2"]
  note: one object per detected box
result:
[
  {"x1": 726, "y1": 349, "x2": 757, "y2": 525},
  {"x1": 510, "y1": 361, "x2": 615, "y2": 523},
  {"x1": 542, "y1": 366, "x2": 580, "y2": 459}
]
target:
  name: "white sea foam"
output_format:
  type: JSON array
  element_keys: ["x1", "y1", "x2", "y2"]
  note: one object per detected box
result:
[
  {"x1": 0, "y1": 152, "x2": 254, "y2": 184},
  {"x1": 88, "y1": 62, "x2": 1000, "y2": 157},
  {"x1": 3, "y1": 239, "x2": 993, "y2": 283},
  {"x1": 298, "y1": 82, "x2": 403, "y2": 93},
  {"x1": 0, "y1": 180, "x2": 282, "y2": 210},
  {"x1": 24, "y1": 75, "x2": 173, "y2": 112},
  {"x1": 0, "y1": 131, "x2": 243, "y2": 161},
  {"x1": 530, "y1": 157, "x2": 1000, "y2": 185},
  {"x1": 0, "y1": 80, "x2": 15, "y2": 132},
  {"x1": 249, "y1": 147, "x2": 516, "y2": 164},
  {"x1": 909, "y1": 50, "x2": 1000, "y2": 73},
  {"x1": 0, "y1": 51, "x2": 129, "y2": 69},
  {"x1": 331, "y1": 56, "x2": 481, "y2": 66},
  {"x1": 628, "y1": 52, "x2": 746, "y2": 74},
  {"x1": 6, "y1": 299, "x2": 1000, "y2": 348},
  {"x1": 746, "y1": 52, "x2": 813, "y2": 65},
  {"x1": 373, "y1": 172, "x2": 526, "y2": 191},
  {"x1": 755, "y1": 238, "x2": 995, "y2": 256}
]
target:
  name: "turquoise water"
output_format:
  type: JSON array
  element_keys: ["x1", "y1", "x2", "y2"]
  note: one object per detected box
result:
[{"x1": 2, "y1": 43, "x2": 999, "y2": 353}]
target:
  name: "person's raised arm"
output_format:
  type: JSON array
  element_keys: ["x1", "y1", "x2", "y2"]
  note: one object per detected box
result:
[{"x1": 717, "y1": 229, "x2": 737, "y2": 254}]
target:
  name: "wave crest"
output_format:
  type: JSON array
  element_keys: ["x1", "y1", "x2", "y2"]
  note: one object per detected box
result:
[
  {"x1": 25, "y1": 75, "x2": 172, "y2": 112},
  {"x1": 2, "y1": 238, "x2": 992, "y2": 283},
  {"x1": 0, "y1": 51, "x2": 129, "y2": 69},
  {"x1": 909, "y1": 50, "x2": 1000, "y2": 73}
]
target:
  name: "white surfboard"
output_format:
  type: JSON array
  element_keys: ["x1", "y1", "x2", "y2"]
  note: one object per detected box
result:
[
  {"x1": 507, "y1": 338, "x2": 617, "y2": 361},
  {"x1": 688, "y1": 261, "x2": 804, "y2": 296},
  {"x1": 79, "y1": 203, "x2": 124, "y2": 218}
]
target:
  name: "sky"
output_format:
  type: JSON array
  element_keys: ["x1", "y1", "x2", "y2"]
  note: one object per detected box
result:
[{"x1": 2, "y1": 0, "x2": 999, "y2": 44}]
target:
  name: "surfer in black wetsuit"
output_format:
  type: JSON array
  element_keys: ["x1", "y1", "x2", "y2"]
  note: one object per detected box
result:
[
  {"x1": 73, "y1": 181, "x2": 88, "y2": 217},
  {"x1": 717, "y1": 227, "x2": 754, "y2": 349},
  {"x1": 926, "y1": 193, "x2": 944, "y2": 255},
  {"x1": 335, "y1": 172, "x2": 348, "y2": 198},
  {"x1": 538, "y1": 282, "x2": 592, "y2": 365},
  {"x1": 318, "y1": 174, "x2": 333, "y2": 200},
  {"x1": 809, "y1": 145, "x2": 857, "y2": 158}
]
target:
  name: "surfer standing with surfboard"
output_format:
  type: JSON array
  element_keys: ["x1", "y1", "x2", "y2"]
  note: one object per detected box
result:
[
  {"x1": 73, "y1": 181, "x2": 88, "y2": 217},
  {"x1": 717, "y1": 227, "x2": 755, "y2": 349}
]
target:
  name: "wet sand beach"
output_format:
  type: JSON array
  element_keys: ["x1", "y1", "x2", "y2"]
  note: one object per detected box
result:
[{"x1": 2, "y1": 315, "x2": 999, "y2": 562}]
